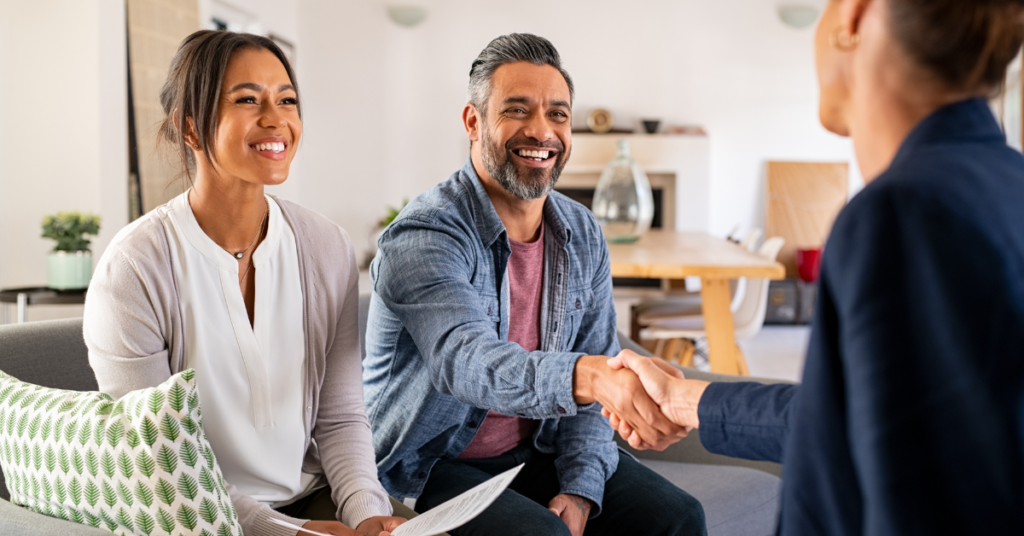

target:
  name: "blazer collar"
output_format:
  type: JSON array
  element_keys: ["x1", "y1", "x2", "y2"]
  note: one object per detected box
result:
[{"x1": 891, "y1": 98, "x2": 1006, "y2": 169}]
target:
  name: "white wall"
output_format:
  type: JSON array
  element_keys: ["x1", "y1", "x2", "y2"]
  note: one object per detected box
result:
[
  {"x1": 290, "y1": 0, "x2": 858, "y2": 260},
  {"x1": 0, "y1": 1, "x2": 128, "y2": 303}
]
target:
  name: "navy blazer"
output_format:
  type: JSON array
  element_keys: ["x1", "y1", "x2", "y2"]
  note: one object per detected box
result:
[{"x1": 698, "y1": 99, "x2": 1024, "y2": 535}]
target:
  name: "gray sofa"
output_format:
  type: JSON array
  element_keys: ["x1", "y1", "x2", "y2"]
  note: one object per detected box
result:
[{"x1": 0, "y1": 315, "x2": 787, "y2": 536}]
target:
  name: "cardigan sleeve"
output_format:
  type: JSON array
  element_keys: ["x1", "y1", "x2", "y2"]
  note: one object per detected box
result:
[
  {"x1": 313, "y1": 228, "x2": 393, "y2": 528},
  {"x1": 84, "y1": 243, "x2": 174, "y2": 398}
]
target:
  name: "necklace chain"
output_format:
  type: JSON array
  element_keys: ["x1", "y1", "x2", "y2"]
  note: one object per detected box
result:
[{"x1": 235, "y1": 199, "x2": 269, "y2": 285}]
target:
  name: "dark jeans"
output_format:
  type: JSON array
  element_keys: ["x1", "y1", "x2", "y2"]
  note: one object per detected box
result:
[
  {"x1": 417, "y1": 444, "x2": 706, "y2": 536},
  {"x1": 276, "y1": 487, "x2": 450, "y2": 536}
]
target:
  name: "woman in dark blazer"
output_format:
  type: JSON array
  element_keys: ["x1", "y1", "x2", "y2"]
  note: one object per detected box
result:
[{"x1": 606, "y1": 0, "x2": 1024, "y2": 534}]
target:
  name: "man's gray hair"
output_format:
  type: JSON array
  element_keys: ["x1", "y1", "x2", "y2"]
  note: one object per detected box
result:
[{"x1": 467, "y1": 33, "x2": 575, "y2": 115}]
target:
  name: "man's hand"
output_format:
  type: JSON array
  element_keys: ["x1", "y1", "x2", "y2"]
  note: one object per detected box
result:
[
  {"x1": 547, "y1": 493, "x2": 592, "y2": 536},
  {"x1": 573, "y1": 352, "x2": 688, "y2": 451},
  {"x1": 355, "y1": 515, "x2": 405, "y2": 536},
  {"x1": 600, "y1": 352, "x2": 710, "y2": 449}
]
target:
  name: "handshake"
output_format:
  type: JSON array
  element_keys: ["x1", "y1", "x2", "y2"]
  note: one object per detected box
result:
[{"x1": 573, "y1": 350, "x2": 711, "y2": 451}]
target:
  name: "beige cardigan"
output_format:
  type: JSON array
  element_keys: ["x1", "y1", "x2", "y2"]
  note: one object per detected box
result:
[{"x1": 83, "y1": 196, "x2": 392, "y2": 536}]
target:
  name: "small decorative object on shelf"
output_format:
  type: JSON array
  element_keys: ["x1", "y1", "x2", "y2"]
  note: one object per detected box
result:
[
  {"x1": 642, "y1": 119, "x2": 661, "y2": 134},
  {"x1": 363, "y1": 199, "x2": 409, "y2": 268},
  {"x1": 587, "y1": 108, "x2": 614, "y2": 133},
  {"x1": 41, "y1": 211, "x2": 101, "y2": 290},
  {"x1": 592, "y1": 139, "x2": 655, "y2": 243}
]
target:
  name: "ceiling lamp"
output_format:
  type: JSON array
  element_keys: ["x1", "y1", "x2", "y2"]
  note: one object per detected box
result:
[
  {"x1": 778, "y1": 5, "x2": 820, "y2": 29},
  {"x1": 387, "y1": 6, "x2": 428, "y2": 28}
]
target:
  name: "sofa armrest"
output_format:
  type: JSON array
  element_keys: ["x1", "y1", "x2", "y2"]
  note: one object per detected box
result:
[
  {"x1": 0, "y1": 499, "x2": 110, "y2": 536},
  {"x1": 615, "y1": 332, "x2": 792, "y2": 477}
]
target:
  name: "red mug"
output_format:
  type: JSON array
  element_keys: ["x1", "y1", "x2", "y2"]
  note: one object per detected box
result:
[{"x1": 796, "y1": 248, "x2": 822, "y2": 282}]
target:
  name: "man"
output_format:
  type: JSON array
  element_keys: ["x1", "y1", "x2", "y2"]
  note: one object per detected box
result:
[{"x1": 363, "y1": 34, "x2": 705, "y2": 536}]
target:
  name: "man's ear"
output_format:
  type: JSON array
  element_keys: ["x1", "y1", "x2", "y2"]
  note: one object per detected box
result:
[{"x1": 463, "y1": 104, "x2": 482, "y2": 144}]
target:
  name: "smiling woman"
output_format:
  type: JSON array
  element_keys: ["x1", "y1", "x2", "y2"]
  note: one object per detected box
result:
[{"x1": 82, "y1": 31, "x2": 408, "y2": 536}]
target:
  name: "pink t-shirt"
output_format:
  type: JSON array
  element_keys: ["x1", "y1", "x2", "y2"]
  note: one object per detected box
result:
[{"x1": 458, "y1": 225, "x2": 545, "y2": 459}]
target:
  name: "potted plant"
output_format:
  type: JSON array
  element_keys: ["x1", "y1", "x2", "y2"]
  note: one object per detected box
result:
[
  {"x1": 41, "y1": 211, "x2": 101, "y2": 290},
  {"x1": 362, "y1": 200, "x2": 408, "y2": 269}
]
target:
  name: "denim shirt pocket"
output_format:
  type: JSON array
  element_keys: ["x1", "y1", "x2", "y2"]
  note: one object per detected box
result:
[{"x1": 563, "y1": 288, "x2": 595, "y2": 350}]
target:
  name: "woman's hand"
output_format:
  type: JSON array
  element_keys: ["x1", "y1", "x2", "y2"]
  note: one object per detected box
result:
[{"x1": 355, "y1": 515, "x2": 406, "y2": 536}]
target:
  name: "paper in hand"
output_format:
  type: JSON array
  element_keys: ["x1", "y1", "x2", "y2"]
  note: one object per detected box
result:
[{"x1": 391, "y1": 463, "x2": 524, "y2": 536}]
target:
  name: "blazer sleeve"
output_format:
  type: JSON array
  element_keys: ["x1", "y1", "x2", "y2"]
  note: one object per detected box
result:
[{"x1": 697, "y1": 382, "x2": 797, "y2": 463}]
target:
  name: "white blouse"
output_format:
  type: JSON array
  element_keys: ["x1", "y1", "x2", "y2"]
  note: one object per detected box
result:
[{"x1": 164, "y1": 192, "x2": 318, "y2": 506}]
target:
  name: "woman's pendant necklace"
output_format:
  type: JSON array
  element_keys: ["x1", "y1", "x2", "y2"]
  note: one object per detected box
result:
[{"x1": 230, "y1": 200, "x2": 269, "y2": 261}]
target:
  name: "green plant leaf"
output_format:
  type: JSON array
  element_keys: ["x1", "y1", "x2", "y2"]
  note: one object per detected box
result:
[
  {"x1": 110, "y1": 401, "x2": 125, "y2": 417},
  {"x1": 16, "y1": 412, "x2": 29, "y2": 437},
  {"x1": 10, "y1": 439, "x2": 20, "y2": 465},
  {"x1": 178, "y1": 472, "x2": 199, "y2": 501},
  {"x1": 69, "y1": 509, "x2": 84, "y2": 524},
  {"x1": 198, "y1": 497, "x2": 219, "y2": 524},
  {"x1": 135, "y1": 480, "x2": 154, "y2": 507},
  {"x1": 155, "y1": 477, "x2": 175, "y2": 506},
  {"x1": 54, "y1": 476, "x2": 66, "y2": 503},
  {"x1": 93, "y1": 418, "x2": 104, "y2": 446},
  {"x1": 68, "y1": 477, "x2": 82, "y2": 505},
  {"x1": 28, "y1": 414, "x2": 42, "y2": 441},
  {"x1": 147, "y1": 391, "x2": 165, "y2": 415},
  {"x1": 180, "y1": 439, "x2": 199, "y2": 468},
  {"x1": 117, "y1": 481, "x2": 134, "y2": 507},
  {"x1": 20, "y1": 391, "x2": 40, "y2": 409},
  {"x1": 0, "y1": 385, "x2": 15, "y2": 405},
  {"x1": 117, "y1": 450, "x2": 133, "y2": 479},
  {"x1": 41, "y1": 211, "x2": 101, "y2": 252},
  {"x1": 101, "y1": 480, "x2": 117, "y2": 508},
  {"x1": 106, "y1": 420, "x2": 124, "y2": 446},
  {"x1": 29, "y1": 475, "x2": 39, "y2": 498},
  {"x1": 177, "y1": 503, "x2": 199, "y2": 531},
  {"x1": 7, "y1": 387, "x2": 27, "y2": 407},
  {"x1": 218, "y1": 522, "x2": 234, "y2": 536},
  {"x1": 32, "y1": 443, "x2": 42, "y2": 470},
  {"x1": 160, "y1": 413, "x2": 180, "y2": 442},
  {"x1": 202, "y1": 443, "x2": 216, "y2": 470},
  {"x1": 116, "y1": 508, "x2": 135, "y2": 532},
  {"x1": 45, "y1": 394, "x2": 63, "y2": 412},
  {"x1": 44, "y1": 444, "x2": 57, "y2": 472},
  {"x1": 168, "y1": 382, "x2": 187, "y2": 413},
  {"x1": 198, "y1": 466, "x2": 216, "y2": 493},
  {"x1": 84, "y1": 449, "x2": 99, "y2": 477},
  {"x1": 201, "y1": 530, "x2": 215, "y2": 536},
  {"x1": 156, "y1": 444, "x2": 178, "y2": 474},
  {"x1": 188, "y1": 390, "x2": 200, "y2": 413},
  {"x1": 135, "y1": 449, "x2": 156, "y2": 478},
  {"x1": 21, "y1": 443, "x2": 30, "y2": 469},
  {"x1": 58, "y1": 446, "x2": 70, "y2": 473},
  {"x1": 139, "y1": 417, "x2": 158, "y2": 447},
  {"x1": 126, "y1": 428, "x2": 140, "y2": 449},
  {"x1": 156, "y1": 508, "x2": 176, "y2": 533},
  {"x1": 85, "y1": 512, "x2": 101, "y2": 528},
  {"x1": 136, "y1": 509, "x2": 155, "y2": 536},
  {"x1": 100, "y1": 450, "x2": 116, "y2": 478},
  {"x1": 83, "y1": 480, "x2": 99, "y2": 507},
  {"x1": 5, "y1": 409, "x2": 18, "y2": 435}
]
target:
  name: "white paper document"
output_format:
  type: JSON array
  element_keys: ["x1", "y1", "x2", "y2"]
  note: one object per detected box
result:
[
  {"x1": 271, "y1": 463, "x2": 523, "y2": 536},
  {"x1": 392, "y1": 463, "x2": 523, "y2": 536}
]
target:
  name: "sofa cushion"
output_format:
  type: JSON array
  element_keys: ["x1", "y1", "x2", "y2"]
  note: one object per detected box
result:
[
  {"x1": 0, "y1": 369, "x2": 242, "y2": 536},
  {"x1": 639, "y1": 460, "x2": 780, "y2": 536},
  {"x1": 0, "y1": 319, "x2": 96, "y2": 393}
]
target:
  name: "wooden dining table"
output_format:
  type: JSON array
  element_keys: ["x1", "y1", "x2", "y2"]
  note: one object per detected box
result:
[{"x1": 608, "y1": 230, "x2": 786, "y2": 375}]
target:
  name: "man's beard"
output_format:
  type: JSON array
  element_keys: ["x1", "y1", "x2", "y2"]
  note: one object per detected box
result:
[{"x1": 481, "y1": 130, "x2": 568, "y2": 200}]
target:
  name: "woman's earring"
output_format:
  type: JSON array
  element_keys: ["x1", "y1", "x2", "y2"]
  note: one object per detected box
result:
[
  {"x1": 192, "y1": 144, "x2": 199, "y2": 149},
  {"x1": 829, "y1": 26, "x2": 860, "y2": 51}
]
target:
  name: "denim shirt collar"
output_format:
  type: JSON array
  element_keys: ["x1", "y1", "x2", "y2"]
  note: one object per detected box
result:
[{"x1": 458, "y1": 158, "x2": 573, "y2": 249}]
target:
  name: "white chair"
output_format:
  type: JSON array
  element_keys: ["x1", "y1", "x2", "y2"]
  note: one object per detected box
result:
[
  {"x1": 640, "y1": 237, "x2": 785, "y2": 374},
  {"x1": 631, "y1": 228, "x2": 764, "y2": 330}
]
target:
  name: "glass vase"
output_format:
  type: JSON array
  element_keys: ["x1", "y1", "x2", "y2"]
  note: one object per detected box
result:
[{"x1": 592, "y1": 139, "x2": 655, "y2": 243}]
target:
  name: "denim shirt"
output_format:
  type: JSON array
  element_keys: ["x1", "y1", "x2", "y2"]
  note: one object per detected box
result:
[{"x1": 364, "y1": 159, "x2": 620, "y2": 514}]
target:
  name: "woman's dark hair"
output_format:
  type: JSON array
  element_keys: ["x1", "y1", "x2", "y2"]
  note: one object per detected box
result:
[
  {"x1": 159, "y1": 30, "x2": 300, "y2": 181},
  {"x1": 889, "y1": 0, "x2": 1024, "y2": 94}
]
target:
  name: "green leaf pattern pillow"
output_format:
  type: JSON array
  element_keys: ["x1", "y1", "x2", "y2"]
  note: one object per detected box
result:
[{"x1": 0, "y1": 369, "x2": 243, "y2": 536}]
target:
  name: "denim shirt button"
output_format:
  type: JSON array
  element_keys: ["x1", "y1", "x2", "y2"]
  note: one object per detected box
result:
[
  {"x1": 418, "y1": 471, "x2": 427, "y2": 479},
  {"x1": 487, "y1": 307, "x2": 492, "y2": 315},
  {"x1": 575, "y1": 299, "x2": 581, "y2": 309},
  {"x1": 557, "y1": 406, "x2": 566, "y2": 414}
]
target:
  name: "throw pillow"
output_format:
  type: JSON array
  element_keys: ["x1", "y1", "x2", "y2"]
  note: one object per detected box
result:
[{"x1": 0, "y1": 369, "x2": 243, "y2": 536}]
